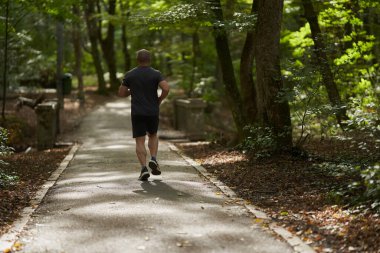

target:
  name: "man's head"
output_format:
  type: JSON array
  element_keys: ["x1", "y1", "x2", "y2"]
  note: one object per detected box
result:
[{"x1": 136, "y1": 49, "x2": 151, "y2": 66}]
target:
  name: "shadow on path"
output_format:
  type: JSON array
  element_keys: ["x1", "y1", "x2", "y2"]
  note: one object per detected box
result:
[{"x1": 133, "y1": 180, "x2": 192, "y2": 201}]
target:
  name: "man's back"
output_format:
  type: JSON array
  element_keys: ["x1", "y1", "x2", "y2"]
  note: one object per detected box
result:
[{"x1": 122, "y1": 66, "x2": 164, "y2": 116}]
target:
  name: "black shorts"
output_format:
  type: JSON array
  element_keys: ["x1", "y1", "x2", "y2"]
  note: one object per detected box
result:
[{"x1": 131, "y1": 115, "x2": 159, "y2": 138}]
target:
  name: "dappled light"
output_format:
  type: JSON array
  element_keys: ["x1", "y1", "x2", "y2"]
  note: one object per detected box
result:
[{"x1": 1, "y1": 0, "x2": 379, "y2": 252}]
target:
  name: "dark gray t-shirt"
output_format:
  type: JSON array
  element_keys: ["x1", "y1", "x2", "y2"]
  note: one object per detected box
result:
[{"x1": 122, "y1": 66, "x2": 164, "y2": 116}]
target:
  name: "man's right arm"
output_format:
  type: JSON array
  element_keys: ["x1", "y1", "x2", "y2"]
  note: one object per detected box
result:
[
  {"x1": 158, "y1": 80, "x2": 170, "y2": 105},
  {"x1": 118, "y1": 84, "x2": 131, "y2": 98}
]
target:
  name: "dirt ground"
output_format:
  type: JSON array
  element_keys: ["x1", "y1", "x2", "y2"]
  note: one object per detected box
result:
[
  {"x1": 0, "y1": 88, "x2": 114, "y2": 236},
  {"x1": 176, "y1": 139, "x2": 380, "y2": 253}
]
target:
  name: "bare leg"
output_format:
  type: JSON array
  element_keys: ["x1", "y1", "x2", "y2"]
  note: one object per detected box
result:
[
  {"x1": 135, "y1": 136, "x2": 147, "y2": 167},
  {"x1": 148, "y1": 133, "x2": 158, "y2": 158}
]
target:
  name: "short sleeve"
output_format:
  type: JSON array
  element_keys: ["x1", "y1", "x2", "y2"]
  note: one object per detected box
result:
[
  {"x1": 122, "y1": 74, "x2": 129, "y2": 87},
  {"x1": 157, "y1": 71, "x2": 165, "y2": 83}
]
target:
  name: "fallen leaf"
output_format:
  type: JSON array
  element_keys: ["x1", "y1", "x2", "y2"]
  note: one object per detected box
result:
[
  {"x1": 3, "y1": 248, "x2": 11, "y2": 253},
  {"x1": 13, "y1": 241, "x2": 23, "y2": 250}
]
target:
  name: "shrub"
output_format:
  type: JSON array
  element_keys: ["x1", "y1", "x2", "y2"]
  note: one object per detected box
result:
[
  {"x1": 0, "y1": 127, "x2": 16, "y2": 188},
  {"x1": 240, "y1": 125, "x2": 277, "y2": 158}
]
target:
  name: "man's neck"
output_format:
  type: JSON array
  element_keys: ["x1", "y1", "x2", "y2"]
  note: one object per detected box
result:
[{"x1": 138, "y1": 63, "x2": 150, "y2": 67}]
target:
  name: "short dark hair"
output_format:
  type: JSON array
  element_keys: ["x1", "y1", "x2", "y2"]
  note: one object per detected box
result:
[{"x1": 136, "y1": 49, "x2": 151, "y2": 64}]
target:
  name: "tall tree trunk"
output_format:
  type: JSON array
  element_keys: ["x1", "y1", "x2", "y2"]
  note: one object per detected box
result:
[
  {"x1": 207, "y1": 0, "x2": 246, "y2": 140},
  {"x1": 56, "y1": 21, "x2": 64, "y2": 110},
  {"x1": 83, "y1": 0, "x2": 106, "y2": 94},
  {"x1": 72, "y1": 4, "x2": 85, "y2": 107},
  {"x1": 121, "y1": 24, "x2": 131, "y2": 71},
  {"x1": 225, "y1": 0, "x2": 236, "y2": 19},
  {"x1": 240, "y1": 0, "x2": 258, "y2": 124},
  {"x1": 190, "y1": 32, "x2": 201, "y2": 97},
  {"x1": 302, "y1": 0, "x2": 349, "y2": 125},
  {"x1": 255, "y1": 0, "x2": 292, "y2": 148},
  {"x1": 98, "y1": 0, "x2": 118, "y2": 91},
  {"x1": 120, "y1": 0, "x2": 131, "y2": 71},
  {"x1": 2, "y1": 0, "x2": 10, "y2": 121}
]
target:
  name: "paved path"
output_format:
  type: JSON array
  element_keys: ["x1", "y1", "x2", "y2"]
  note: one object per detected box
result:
[{"x1": 18, "y1": 99, "x2": 293, "y2": 253}]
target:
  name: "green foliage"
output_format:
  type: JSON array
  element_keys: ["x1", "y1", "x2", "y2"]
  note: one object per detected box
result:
[
  {"x1": 328, "y1": 163, "x2": 380, "y2": 211},
  {"x1": 193, "y1": 77, "x2": 218, "y2": 102},
  {"x1": 360, "y1": 164, "x2": 380, "y2": 203},
  {"x1": 346, "y1": 98, "x2": 380, "y2": 142},
  {"x1": 0, "y1": 127, "x2": 14, "y2": 166},
  {"x1": 0, "y1": 171, "x2": 19, "y2": 188},
  {"x1": 240, "y1": 126, "x2": 277, "y2": 158}
]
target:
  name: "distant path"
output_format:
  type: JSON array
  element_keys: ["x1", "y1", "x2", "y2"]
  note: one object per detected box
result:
[{"x1": 18, "y1": 99, "x2": 293, "y2": 253}]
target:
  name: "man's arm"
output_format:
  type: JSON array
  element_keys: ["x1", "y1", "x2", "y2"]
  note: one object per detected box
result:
[
  {"x1": 118, "y1": 85, "x2": 131, "y2": 98},
  {"x1": 158, "y1": 80, "x2": 170, "y2": 105}
]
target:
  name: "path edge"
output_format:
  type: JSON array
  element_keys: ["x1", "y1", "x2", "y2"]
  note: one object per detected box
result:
[
  {"x1": 168, "y1": 142, "x2": 316, "y2": 253},
  {"x1": 0, "y1": 144, "x2": 80, "y2": 252}
]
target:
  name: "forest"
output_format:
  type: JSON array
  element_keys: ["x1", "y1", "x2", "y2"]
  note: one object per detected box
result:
[{"x1": 0, "y1": 0, "x2": 379, "y2": 252}]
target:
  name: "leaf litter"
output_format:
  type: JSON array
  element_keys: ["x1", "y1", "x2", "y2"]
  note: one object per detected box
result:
[{"x1": 176, "y1": 140, "x2": 380, "y2": 253}]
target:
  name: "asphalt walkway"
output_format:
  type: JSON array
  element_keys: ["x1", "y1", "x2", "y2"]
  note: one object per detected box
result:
[{"x1": 18, "y1": 99, "x2": 293, "y2": 253}]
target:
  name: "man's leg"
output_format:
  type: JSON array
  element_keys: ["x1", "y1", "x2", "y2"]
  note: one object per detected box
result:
[
  {"x1": 148, "y1": 133, "x2": 158, "y2": 158},
  {"x1": 135, "y1": 136, "x2": 150, "y2": 181},
  {"x1": 148, "y1": 133, "x2": 161, "y2": 175},
  {"x1": 135, "y1": 136, "x2": 147, "y2": 167}
]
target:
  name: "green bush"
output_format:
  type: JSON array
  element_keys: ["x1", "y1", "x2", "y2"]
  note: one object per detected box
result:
[
  {"x1": 359, "y1": 163, "x2": 380, "y2": 205},
  {"x1": 0, "y1": 127, "x2": 16, "y2": 188},
  {"x1": 328, "y1": 163, "x2": 380, "y2": 212},
  {"x1": 0, "y1": 127, "x2": 14, "y2": 160},
  {"x1": 240, "y1": 125, "x2": 277, "y2": 158}
]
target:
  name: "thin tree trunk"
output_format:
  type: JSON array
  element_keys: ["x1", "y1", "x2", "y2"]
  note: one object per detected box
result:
[
  {"x1": 56, "y1": 21, "x2": 64, "y2": 110},
  {"x1": 2, "y1": 0, "x2": 10, "y2": 120},
  {"x1": 225, "y1": 0, "x2": 236, "y2": 19},
  {"x1": 255, "y1": 0, "x2": 292, "y2": 148},
  {"x1": 83, "y1": 0, "x2": 106, "y2": 94},
  {"x1": 72, "y1": 4, "x2": 85, "y2": 107},
  {"x1": 239, "y1": 0, "x2": 258, "y2": 124},
  {"x1": 207, "y1": 0, "x2": 246, "y2": 140},
  {"x1": 120, "y1": 0, "x2": 131, "y2": 71},
  {"x1": 190, "y1": 32, "x2": 201, "y2": 97},
  {"x1": 98, "y1": 0, "x2": 118, "y2": 91},
  {"x1": 302, "y1": 0, "x2": 349, "y2": 125},
  {"x1": 121, "y1": 24, "x2": 131, "y2": 71},
  {"x1": 362, "y1": 7, "x2": 380, "y2": 108}
]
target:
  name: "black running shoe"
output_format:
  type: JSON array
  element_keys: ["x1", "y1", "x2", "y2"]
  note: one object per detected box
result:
[
  {"x1": 138, "y1": 167, "x2": 150, "y2": 181},
  {"x1": 148, "y1": 160, "x2": 161, "y2": 175}
]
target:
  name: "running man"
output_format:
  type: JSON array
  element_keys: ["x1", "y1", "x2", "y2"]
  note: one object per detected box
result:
[{"x1": 118, "y1": 49, "x2": 170, "y2": 181}]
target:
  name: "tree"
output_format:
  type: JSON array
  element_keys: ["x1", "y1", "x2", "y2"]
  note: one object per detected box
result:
[
  {"x1": 83, "y1": 0, "x2": 107, "y2": 94},
  {"x1": 120, "y1": 0, "x2": 131, "y2": 71},
  {"x1": 72, "y1": 4, "x2": 85, "y2": 107},
  {"x1": 301, "y1": 0, "x2": 349, "y2": 125},
  {"x1": 207, "y1": 0, "x2": 246, "y2": 140},
  {"x1": 56, "y1": 21, "x2": 64, "y2": 110},
  {"x1": 239, "y1": 0, "x2": 258, "y2": 124},
  {"x1": 1, "y1": 0, "x2": 10, "y2": 120},
  {"x1": 255, "y1": 0, "x2": 292, "y2": 148},
  {"x1": 97, "y1": 0, "x2": 119, "y2": 91}
]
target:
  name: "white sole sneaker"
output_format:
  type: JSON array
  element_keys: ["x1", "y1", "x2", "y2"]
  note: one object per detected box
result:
[{"x1": 148, "y1": 160, "x2": 161, "y2": 175}]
